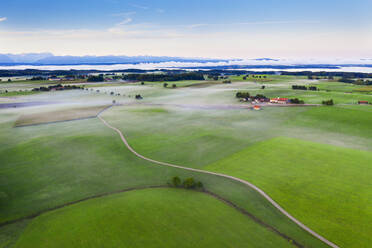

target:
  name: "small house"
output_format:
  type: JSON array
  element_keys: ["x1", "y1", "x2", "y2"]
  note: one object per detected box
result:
[
  {"x1": 358, "y1": 101, "x2": 368, "y2": 105},
  {"x1": 253, "y1": 105, "x2": 261, "y2": 110}
]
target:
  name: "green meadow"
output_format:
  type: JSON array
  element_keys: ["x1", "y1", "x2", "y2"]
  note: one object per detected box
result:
[
  {"x1": 0, "y1": 74, "x2": 371, "y2": 248},
  {"x1": 14, "y1": 188, "x2": 294, "y2": 248}
]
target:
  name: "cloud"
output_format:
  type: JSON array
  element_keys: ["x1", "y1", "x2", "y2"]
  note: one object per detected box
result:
[
  {"x1": 235, "y1": 20, "x2": 320, "y2": 25},
  {"x1": 130, "y1": 4, "x2": 148, "y2": 10},
  {"x1": 118, "y1": 18, "x2": 132, "y2": 25},
  {"x1": 155, "y1": 8, "x2": 165, "y2": 13},
  {"x1": 0, "y1": 17, "x2": 7, "y2": 22},
  {"x1": 187, "y1": 24, "x2": 209, "y2": 29},
  {"x1": 111, "y1": 11, "x2": 136, "y2": 17}
]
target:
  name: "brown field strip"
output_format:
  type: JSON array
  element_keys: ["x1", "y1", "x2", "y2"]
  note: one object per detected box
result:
[{"x1": 14, "y1": 105, "x2": 110, "y2": 127}]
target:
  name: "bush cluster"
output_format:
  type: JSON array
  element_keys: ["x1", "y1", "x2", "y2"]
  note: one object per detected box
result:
[{"x1": 170, "y1": 176, "x2": 203, "y2": 190}]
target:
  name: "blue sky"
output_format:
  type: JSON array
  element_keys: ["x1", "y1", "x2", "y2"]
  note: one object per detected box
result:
[{"x1": 0, "y1": 0, "x2": 371, "y2": 58}]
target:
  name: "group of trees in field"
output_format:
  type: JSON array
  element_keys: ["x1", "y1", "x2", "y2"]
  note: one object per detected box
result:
[
  {"x1": 282, "y1": 71, "x2": 372, "y2": 79},
  {"x1": 289, "y1": 98, "x2": 305, "y2": 104},
  {"x1": 87, "y1": 75, "x2": 104, "y2": 82},
  {"x1": 223, "y1": 80, "x2": 231, "y2": 84},
  {"x1": 163, "y1": 83, "x2": 177, "y2": 88},
  {"x1": 123, "y1": 72, "x2": 205, "y2": 82},
  {"x1": 236, "y1": 92, "x2": 269, "y2": 102},
  {"x1": 322, "y1": 99, "x2": 334, "y2": 105},
  {"x1": 242, "y1": 75, "x2": 267, "y2": 80},
  {"x1": 338, "y1": 77, "x2": 372, "y2": 85},
  {"x1": 292, "y1": 85, "x2": 317, "y2": 91},
  {"x1": 170, "y1": 176, "x2": 203, "y2": 189},
  {"x1": 31, "y1": 84, "x2": 83, "y2": 92},
  {"x1": 236, "y1": 92, "x2": 251, "y2": 99}
]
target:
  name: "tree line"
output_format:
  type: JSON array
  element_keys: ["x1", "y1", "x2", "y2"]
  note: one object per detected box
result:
[
  {"x1": 292, "y1": 85, "x2": 318, "y2": 91},
  {"x1": 123, "y1": 72, "x2": 205, "y2": 82}
]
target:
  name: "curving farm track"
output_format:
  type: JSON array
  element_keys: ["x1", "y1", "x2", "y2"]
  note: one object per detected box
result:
[{"x1": 98, "y1": 109, "x2": 340, "y2": 248}]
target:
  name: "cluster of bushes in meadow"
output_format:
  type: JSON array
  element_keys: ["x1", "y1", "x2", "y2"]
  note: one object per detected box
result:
[
  {"x1": 163, "y1": 83, "x2": 177, "y2": 88},
  {"x1": 322, "y1": 99, "x2": 334, "y2": 105},
  {"x1": 123, "y1": 72, "x2": 205, "y2": 82},
  {"x1": 292, "y1": 85, "x2": 317, "y2": 91},
  {"x1": 169, "y1": 176, "x2": 203, "y2": 189}
]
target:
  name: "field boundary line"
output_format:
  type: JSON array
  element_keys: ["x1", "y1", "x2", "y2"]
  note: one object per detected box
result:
[{"x1": 98, "y1": 110, "x2": 339, "y2": 248}]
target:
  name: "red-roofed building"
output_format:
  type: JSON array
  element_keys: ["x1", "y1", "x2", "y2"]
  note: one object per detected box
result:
[
  {"x1": 270, "y1": 98, "x2": 289, "y2": 104},
  {"x1": 358, "y1": 101, "x2": 369, "y2": 105}
]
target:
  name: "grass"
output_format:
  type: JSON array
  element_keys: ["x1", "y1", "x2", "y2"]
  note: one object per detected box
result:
[
  {"x1": 14, "y1": 105, "x2": 110, "y2": 127},
  {"x1": 14, "y1": 188, "x2": 294, "y2": 248},
  {"x1": 0, "y1": 105, "x2": 328, "y2": 248},
  {"x1": 0, "y1": 91, "x2": 39, "y2": 97},
  {"x1": 1, "y1": 75, "x2": 371, "y2": 247},
  {"x1": 205, "y1": 137, "x2": 372, "y2": 248},
  {"x1": 289, "y1": 106, "x2": 372, "y2": 139},
  {"x1": 354, "y1": 85, "x2": 372, "y2": 93}
]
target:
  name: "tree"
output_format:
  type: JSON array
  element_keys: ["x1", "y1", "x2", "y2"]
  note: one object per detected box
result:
[
  {"x1": 322, "y1": 99, "x2": 334, "y2": 106},
  {"x1": 87, "y1": 75, "x2": 104, "y2": 82},
  {"x1": 163, "y1": 83, "x2": 168, "y2": 88},
  {"x1": 223, "y1": 80, "x2": 231, "y2": 84},
  {"x1": 261, "y1": 85, "x2": 265, "y2": 89},
  {"x1": 196, "y1": 181, "x2": 203, "y2": 189},
  {"x1": 141, "y1": 82, "x2": 145, "y2": 85},
  {"x1": 172, "y1": 176, "x2": 181, "y2": 187},
  {"x1": 8, "y1": 79, "x2": 11, "y2": 82},
  {"x1": 183, "y1": 178, "x2": 196, "y2": 189},
  {"x1": 172, "y1": 84, "x2": 177, "y2": 88}
]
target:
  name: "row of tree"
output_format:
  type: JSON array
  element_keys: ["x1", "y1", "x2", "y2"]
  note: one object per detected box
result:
[
  {"x1": 292, "y1": 85, "x2": 317, "y2": 91},
  {"x1": 31, "y1": 84, "x2": 83, "y2": 92},
  {"x1": 123, "y1": 72, "x2": 205, "y2": 82}
]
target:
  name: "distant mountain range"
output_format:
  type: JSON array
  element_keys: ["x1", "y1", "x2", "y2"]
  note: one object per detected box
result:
[{"x1": 0, "y1": 53, "x2": 232, "y2": 65}]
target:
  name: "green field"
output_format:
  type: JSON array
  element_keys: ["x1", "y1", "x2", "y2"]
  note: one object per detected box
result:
[
  {"x1": 14, "y1": 188, "x2": 294, "y2": 248},
  {"x1": 205, "y1": 137, "x2": 372, "y2": 248},
  {"x1": 1, "y1": 74, "x2": 371, "y2": 248}
]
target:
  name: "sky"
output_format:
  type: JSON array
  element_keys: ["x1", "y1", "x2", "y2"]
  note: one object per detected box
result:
[{"x1": 0, "y1": 0, "x2": 371, "y2": 59}]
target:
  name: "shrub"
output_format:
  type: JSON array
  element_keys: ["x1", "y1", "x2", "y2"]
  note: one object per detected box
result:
[
  {"x1": 172, "y1": 176, "x2": 181, "y2": 187},
  {"x1": 322, "y1": 99, "x2": 334, "y2": 105},
  {"x1": 196, "y1": 181, "x2": 203, "y2": 189},
  {"x1": 163, "y1": 83, "x2": 168, "y2": 88},
  {"x1": 172, "y1": 84, "x2": 177, "y2": 88},
  {"x1": 289, "y1": 98, "x2": 304, "y2": 104},
  {"x1": 183, "y1": 178, "x2": 196, "y2": 189}
]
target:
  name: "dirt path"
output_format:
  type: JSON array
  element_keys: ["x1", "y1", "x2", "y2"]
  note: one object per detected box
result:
[{"x1": 98, "y1": 110, "x2": 339, "y2": 248}]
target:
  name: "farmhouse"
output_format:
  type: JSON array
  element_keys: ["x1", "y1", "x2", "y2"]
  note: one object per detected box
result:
[
  {"x1": 358, "y1": 101, "x2": 369, "y2": 105},
  {"x1": 270, "y1": 98, "x2": 289, "y2": 104}
]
